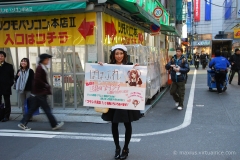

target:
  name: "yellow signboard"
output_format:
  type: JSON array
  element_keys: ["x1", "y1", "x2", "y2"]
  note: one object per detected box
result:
[
  {"x1": 102, "y1": 13, "x2": 145, "y2": 45},
  {"x1": 0, "y1": 12, "x2": 96, "y2": 47},
  {"x1": 234, "y1": 28, "x2": 240, "y2": 39}
]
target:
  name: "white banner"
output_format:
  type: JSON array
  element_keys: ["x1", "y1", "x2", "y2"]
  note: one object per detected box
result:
[{"x1": 84, "y1": 63, "x2": 147, "y2": 110}]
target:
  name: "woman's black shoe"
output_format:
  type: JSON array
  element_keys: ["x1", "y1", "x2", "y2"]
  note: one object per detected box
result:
[
  {"x1": 120, "y1": 149, "x2": 129, "y2": 159},
  {"x1": 114, "y1": 148, "x2": 121, "y2": 159}
]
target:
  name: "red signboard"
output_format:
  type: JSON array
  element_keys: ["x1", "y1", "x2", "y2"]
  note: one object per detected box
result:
[{"x1": 194, "y1": 0, "x2": 200, "y2": 22}]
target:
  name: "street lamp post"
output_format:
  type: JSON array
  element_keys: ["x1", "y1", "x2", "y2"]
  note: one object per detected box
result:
[{"x1": 191, "y1": 0, "x2": 194, "y2": 65}]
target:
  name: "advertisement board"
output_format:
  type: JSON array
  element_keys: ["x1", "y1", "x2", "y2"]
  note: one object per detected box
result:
[
  {"x1": 0, "y1": 12, "x2": 96, "y2": 47},
  {"x1": 84, "y1": 63, "x2": 147, "y2": 110}
]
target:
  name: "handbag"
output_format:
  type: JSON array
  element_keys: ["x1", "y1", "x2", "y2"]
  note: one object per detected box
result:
[
  {"x1": 0, "y1": 103, "x2": 5, "y2": 120},
  {"x1": 24, "y1": 98, "x2": 40, "y2": 116},
  {"x1": 94, "y1": 107, "x2": 109, "y2": 113}
]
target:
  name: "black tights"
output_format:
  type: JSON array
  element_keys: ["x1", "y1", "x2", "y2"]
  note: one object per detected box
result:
[{"x1": 112, "y1": 122, "x2": 132, "y2": 150}]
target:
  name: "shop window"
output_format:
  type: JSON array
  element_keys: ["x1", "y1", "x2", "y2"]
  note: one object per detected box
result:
[
  {"x1": 52, "y1": 46, "x2": 62, "y2": 73},
  {"x1": 75, "y1": 45, "x2": 86, "y2": 71},
  {"x1": 17, "y1": 47, "x2": 27, "y2": 65},
  {"x1": 28, "y1": 47, "x2": 38, "y2": 71},
  {"x1": 63, "y1": 46, "x2": 74, "y2": 73},
  {"x1": 40, "y1": 47, "x2": 50, "y2": 54}
]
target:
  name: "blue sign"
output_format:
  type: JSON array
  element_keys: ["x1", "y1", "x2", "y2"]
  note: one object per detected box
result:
[
  {"x1": 205, "y1": 0, "x2": 211, "y2": 21},
  {"x1": 150, "y1": 24, "x2": 160, "y2": 33},
  {"x1": 225, "y1": 0, "x2": 232, "y2": 19},
  {"x1": 187, "y1": 2, "x2": 192, "y2": 33}
]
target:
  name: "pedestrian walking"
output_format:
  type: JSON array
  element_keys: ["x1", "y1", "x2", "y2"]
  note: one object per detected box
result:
[
  {"x1": 209, "y1": 50, "x2": 230, "y2": 94},
  {"x1": 229, "y1": 48, "x2": 240, "y2": 85},
  {"x1": 194, "y1": 52, "x2": 200, "y2": 69},
  {"x1": 98, "y1": 44, "x2": 141, "y2": 160},
  {"x1": 0, "y1": 51, "x2": 14, "y2": 122},
  {"x1": 18, "y1": 53, "x2": 64, "y2": 131},
  {"x1": 200, "y1": 51, "x2": 207, "y2": 69},
  {"x1": 15, "y1": 58, "x2": 34, "y2": 118},
  {"x1": 165, "y1": 47, "x2": 190, "y2": 111}
]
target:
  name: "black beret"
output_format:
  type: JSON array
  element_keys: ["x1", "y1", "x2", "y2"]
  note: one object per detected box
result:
[
  {"x1": 235, "y1": 48, "x2": 239, "y2": 52},
  {"x1": 39, "y1": 53, "x2": 52, "y2": 60}
]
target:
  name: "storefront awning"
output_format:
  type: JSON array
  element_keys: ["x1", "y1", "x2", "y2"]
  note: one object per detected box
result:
[
  {"x1": 161, "y1": 24, "x2": 180, "y2": 37},
  {"x1": 0, "y1": 1, "x2": 87, "y2": 15},
  {"x1": 110, "y1": 0, "x2": 160, "y2": 27}
]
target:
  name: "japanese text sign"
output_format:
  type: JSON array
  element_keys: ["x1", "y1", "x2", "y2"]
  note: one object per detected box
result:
[
  {"x1": 84, "y1": 63, "x2": 147, "y2": 110},
  {"x1": 234, "y1": 29, "x2": 240, "y2": 39},
  {"x1": 0, "y1": 12, "x2": 96, "y2": 47},
  {"x1": 103, "y1": 13, "x2": 145, "y2": 45}
]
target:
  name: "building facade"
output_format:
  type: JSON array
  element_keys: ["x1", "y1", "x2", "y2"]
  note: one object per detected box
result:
[
  {"x1": 0, "y1": 0, "x2": 181, "y2": 110},
  {"x1": 222, "y1": 0, "x2": 240, "y2": 51},
  {"x1": 187, "y1": 0, "x2": 231, "y2": 56}
]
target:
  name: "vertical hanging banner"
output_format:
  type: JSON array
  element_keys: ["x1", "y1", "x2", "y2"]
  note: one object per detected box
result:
[
  {"x1": 194, "y1": 0, "x2": 200, "y2": 22},
  {"x1": 238, "y1": 0, "x2": 240, "y2": 19},
  {"x1": 205, "y1": 0, "x2": 211, "y2": 21},
  {"x1": 187, "y1": 2, "x2": 192, "y2": 33},
  {"x1": 225, "y1": 0, "x2": 232, "y2": 19}
]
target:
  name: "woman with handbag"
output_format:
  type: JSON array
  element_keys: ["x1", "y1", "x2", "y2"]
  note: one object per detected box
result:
[
  {"x1": 98, "y1": 44, "x2": 141, "y2": 160},
  {"x1": 15, "y1": 58, "x2": 34, "y2": 117}
]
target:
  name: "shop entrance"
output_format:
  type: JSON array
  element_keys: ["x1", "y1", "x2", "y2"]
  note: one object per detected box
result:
[{"x1": 4, "y1": 46, "x2": 86, "y2": 109}]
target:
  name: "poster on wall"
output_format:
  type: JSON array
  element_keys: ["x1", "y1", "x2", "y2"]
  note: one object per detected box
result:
[
  {"x1": 83, "y1": 63, "x2": 147, "y2": 110},
  {"x1": 53, "y1": 75, "x2": 62, "y2": 88}
]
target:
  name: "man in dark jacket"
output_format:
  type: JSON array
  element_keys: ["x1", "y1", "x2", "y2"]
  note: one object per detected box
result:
[
  {"x1": 165, "y1": 47, "x2": 190, "y2": 111},
  {"x1": 18, "y1": 53, "x2": 64, "y2": 130},
  {"x1": 0, "y1": 51, "x2": 14, "y2": 122},
  {"x1": 229, "y1": 48, "x2": 240, "y2": 85},
  {"x1": 200, "y1": 51, "x2": 207, "y2": 69},
  {"x1": 209, "y1": 50, "x2": 230, "y2": 94},
  {"x1": 194, "y1": 52, "x2": 200, "y2": 69}
]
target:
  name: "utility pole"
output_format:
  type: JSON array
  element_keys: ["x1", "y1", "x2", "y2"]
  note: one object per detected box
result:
[{"x1": 191, "y1": 0, "x2": 194, "y2": 65}]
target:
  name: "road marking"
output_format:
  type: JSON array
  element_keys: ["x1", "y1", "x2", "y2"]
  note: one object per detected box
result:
[
  {"x1": 0, "y1": 69, "x2": 196, "y2": 139},
  {"x1": 0, "y1": 130, "x2": 141, "y2": 142},
  {"x1": 0, "y1": 132, "x2": 55, "y2": 138},
  {"x1": 132, "y1": 69, "x2": 197, "y2": 136}
]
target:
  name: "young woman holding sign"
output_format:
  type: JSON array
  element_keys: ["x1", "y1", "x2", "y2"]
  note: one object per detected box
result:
[{"x1": 98, "y1": 44, "x2": 141, "y2": 160}]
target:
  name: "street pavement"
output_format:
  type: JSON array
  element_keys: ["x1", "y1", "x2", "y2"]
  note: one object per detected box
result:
[{"x1": 0, "y1": 66, "x2": 240, "y2": 160}]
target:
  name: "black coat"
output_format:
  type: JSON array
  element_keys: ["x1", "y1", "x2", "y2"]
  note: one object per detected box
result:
[
  {"x1": 101, "y1": 63, "x2": 141, "y2": 123},
  {"x1": 32, "y1": 65, "x2": 51, "y2": 95},
  {"x1": 194, "y1": 54, "x2": 200, "y2": 62},
  {"x1": 15, "y1": 69, "x2": 34, "y2": 92},
  {"x1": 0, "y1": 62, "x2": 14, "y2": 95},
  {"x1": 229, "y1": 54, "x2": 240, "y2": 70}
]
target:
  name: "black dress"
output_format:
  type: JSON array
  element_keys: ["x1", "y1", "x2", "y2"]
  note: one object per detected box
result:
[{"x1": 101, "y1": 63, "x2": 141, "y2": 123}]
